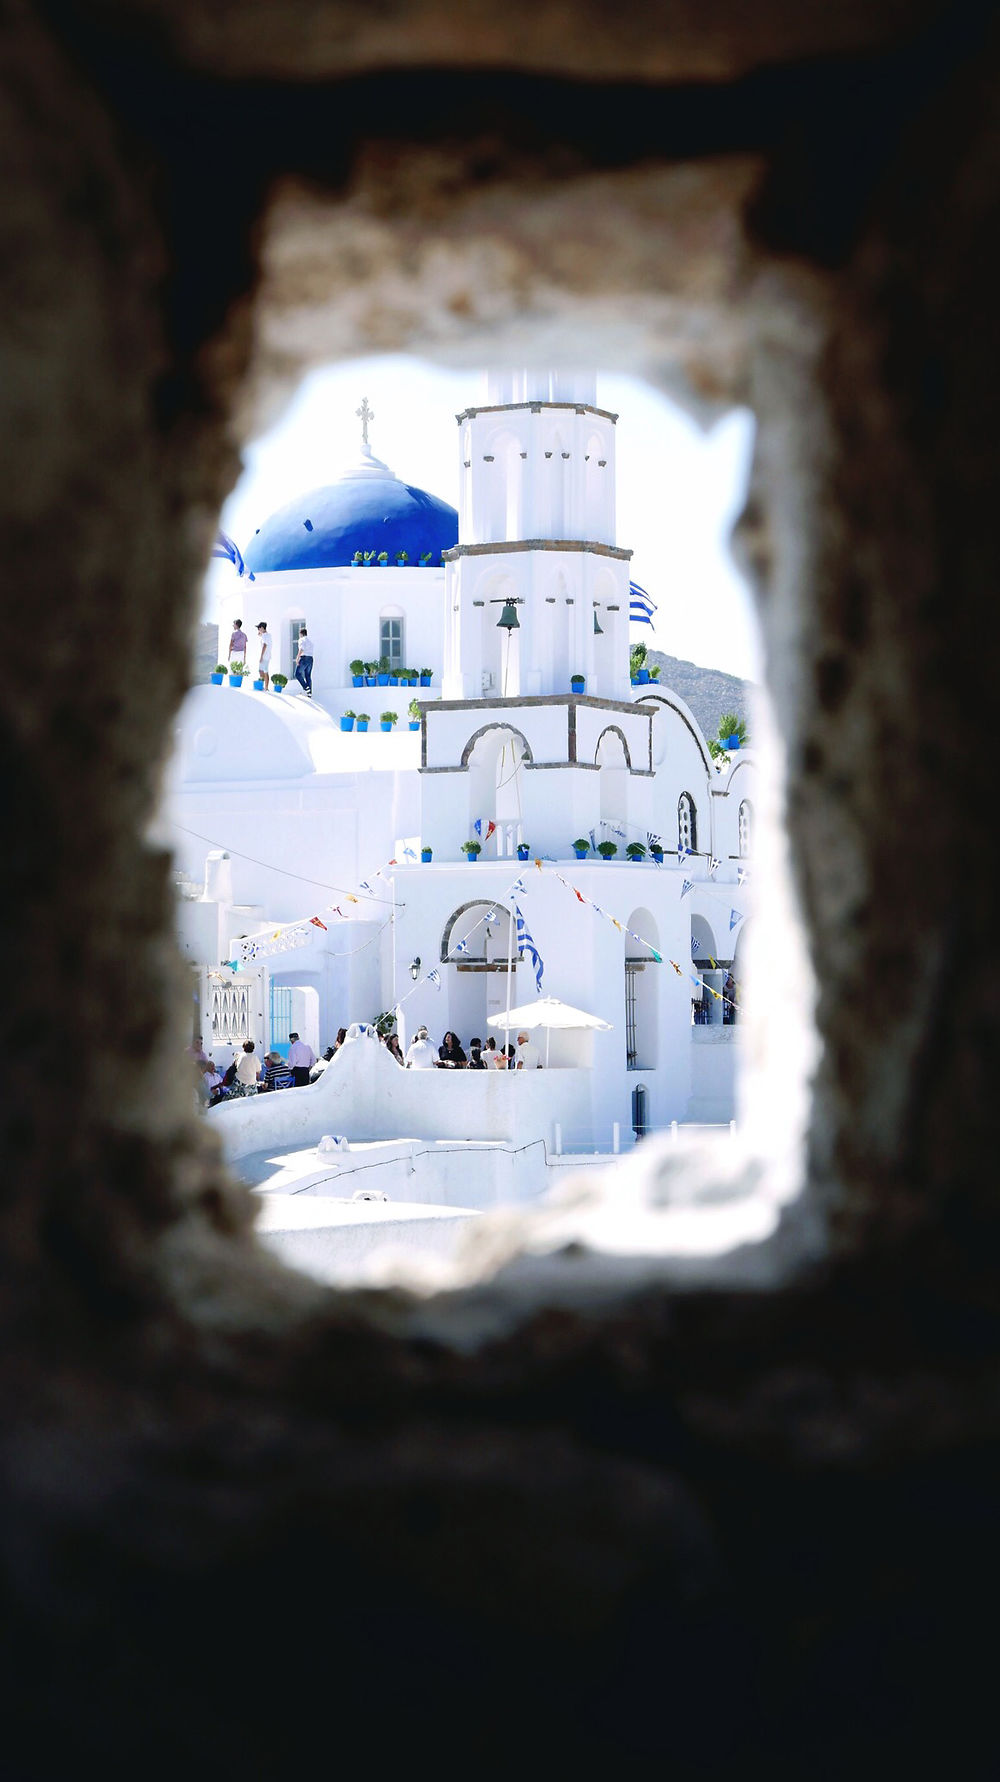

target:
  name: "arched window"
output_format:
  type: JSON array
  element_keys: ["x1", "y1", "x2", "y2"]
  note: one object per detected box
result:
[
  {"x1": 379, "y1": 607, "x2": 404, "y2": 671},
  {"x1": 738, "y1": 799, "x2": 752, "y2": 857},
  {"x1": 678, "y1": 792, "x2": 698, "y2": 855}
]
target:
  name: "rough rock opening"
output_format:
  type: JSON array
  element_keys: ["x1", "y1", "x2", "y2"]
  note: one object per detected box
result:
[{"x1": 3, "y1": 2, "x2": 999, "y2": 1771}]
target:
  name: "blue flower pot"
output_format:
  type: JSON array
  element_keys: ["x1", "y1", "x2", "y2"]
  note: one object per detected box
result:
[
  {"x1": 517, "y1": 847, "x2": 530, "y2": 861},
  {"x1": 651, "y1": 849, "x2": 663, "y2": 864},
  {"x1": 340, "y1": 716, "x2": 355, "y2": 731},
  {"x1": 377, "y1": 673, "x2": 389, "y2": 686},
  {"x1": 380, "y1": 721, "x2": 392, "y2": 732},
  {"x1": 210, "y1": 673, "x2": 224, "y2": 685},
  {"x1": 421, "y1": 848, "x2": 432, "y2": 863},
  {"x1": 465, "y1": 854, "x2": 480, "y2": 863},
  {"x1": 420, "y1": 675, "x2": 431, "y2": 687},
  {"x1": 725, "y1": 734, "x2": 740, "y2": 750},
  {"x1": 365, "y1": 675, "x2": 376, "y2": 686},
  {"x1": 273, "y1": 683, "x2": 284, "y2": 693},
  {"x1": 228, "y1": 676, "x2": 242, "y2": 688},
  {"x1": 573, "y1": 847, "x2": 588, "y2": 859},
  {"x1": 388, "y1": 675, "x2": 399, "y2": 685},
  {"x1": 351, "y1": 675, "x2": 363, "y2": 687},
  {"x1": 571, "y1": 678, "x2": 585, "y2": 694},
  {"x1": 636, "y1": 668, "x2": 649, "y2": 684},
  {"x1": 253, "y1": 680, "x2": 265, "y2": 691},
  {"x1": 408, "y1": 721, "x2": 420, "y2": 731},
  {"x1": 356, "y1": 720, "x2": 368, "y2": 731}
]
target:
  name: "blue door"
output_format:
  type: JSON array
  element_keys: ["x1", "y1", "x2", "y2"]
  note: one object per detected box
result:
[{"x1": 269, "y1": 983, "x2": 293, "y2": 1058}]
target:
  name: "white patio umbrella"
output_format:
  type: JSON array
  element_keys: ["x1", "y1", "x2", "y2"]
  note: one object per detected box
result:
[{"x1": 487, "y1": 996, "x2": 612, "y2": 1065}]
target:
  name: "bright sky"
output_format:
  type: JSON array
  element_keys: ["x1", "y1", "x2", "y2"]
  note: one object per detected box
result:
[{"x1": 203, "y1": 357, "x2": 761, "y2": 681}]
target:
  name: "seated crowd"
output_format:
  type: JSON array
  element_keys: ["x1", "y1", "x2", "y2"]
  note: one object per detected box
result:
[{"x1": 187, "y1": 1020, "x2": 543, "y2": 1108}]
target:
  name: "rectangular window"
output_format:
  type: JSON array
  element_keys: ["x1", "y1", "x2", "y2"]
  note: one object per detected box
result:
[
  {"x1": 380, "y1": 618, "x2": 404, "y2": 669},
  {"x1": 625, "y1": 964, "x2": 638, "y2": 1070}
]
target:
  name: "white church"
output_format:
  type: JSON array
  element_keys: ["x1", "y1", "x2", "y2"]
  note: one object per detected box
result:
[{"x1": 166, "y1": 369, "x2": 755, "y2": 1182}]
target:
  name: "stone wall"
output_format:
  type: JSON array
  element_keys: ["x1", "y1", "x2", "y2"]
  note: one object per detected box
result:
[{"x1": 1, "y1": 2, "x2": 998, "y2": 1772}]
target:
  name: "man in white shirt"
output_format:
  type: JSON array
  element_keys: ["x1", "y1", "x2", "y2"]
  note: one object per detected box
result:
[
  {"x1": 256, "y1": 621, "x2": 272, "y2": 691},
  {"x1": 515, "y1": 1031, "x2": 542, "y2": 1069},
  {"x1": 405, "y1": 1026, "x2": 438, "y2": 1068},
  {"x1": 287, "y1": 1030, "x2": 317, "y2": 1087}
]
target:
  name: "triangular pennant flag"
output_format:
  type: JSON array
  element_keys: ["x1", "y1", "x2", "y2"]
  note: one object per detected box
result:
[
  {"x1": 680, "y1": 880, "x2": 693, "y2": 899},
  {"x1": 454, "y1": 939, "x2": 468, "y2": 954},
  {"x1": 737, "y1": 867, "x2": 748, "y2": 886},
  {"x1": 691, "y1": 937, "x2": 700, "y2": 953},
  {"x1": 670, "y1": 960, "x2": 682, "y2": 975},
  {"x1": 708, "y1": 855, "x2": 721, "y2": 877},
  {"x1": 650, "y1": 949, "x2": 662, "y2": 963},
  {"x1": 730, "y1": 908, "x2": 743, "y2": 932},
  {"x1": 309, "y1": 916, "x2": 327, "y2": 930},
  {"x1": 485, "y1": 909, "x2": 497, "y2": 924},
  {"x1": 427, "y1": 968, "x2": 441, "y2": 988}
]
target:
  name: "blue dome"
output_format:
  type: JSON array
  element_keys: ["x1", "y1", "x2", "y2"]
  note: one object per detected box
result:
[{"x1": 243, "y1": 456, "x2": 457, "y2": 573}]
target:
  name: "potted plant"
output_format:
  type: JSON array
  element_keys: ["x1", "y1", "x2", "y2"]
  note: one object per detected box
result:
[
  {"x1": 352, "y1": 551, "x2": 364, "y2": 566},
  {"x1": 377, "y1": 551, "x2": 389, "y2": 567},
  {"x1": 380, "y1": 710, "x2": 397, "y2": 732},
  {"x1": 363, "y1": 551, "x2": 375, "y2": 566},
  {"x1": 407, "y1": 697, "x2": 422, "y2": 731},
  {"x1": 350, "y1": 658, "x2": 365, "y2": 687},
  {"x1": 516, "y1": 843, "x2": 531, "y2": 861},
  {"x1": 388, "y1": 667, "x2": 399, "y2": 685},
  {"x1": 419, "y1": 551, "x2": 433, "y2": 566},
  {"x1": 420, "y1": 667, "x2": 432, "y2": 687},
  {"x1": 228, "y1": 660, "x2": 249, "y2": 687},
  {"x1": 364, "y1": 661, "x2": 378, "y2": 686},
  {"x1": 340, "y1": 710, "x2": 356, "y2": 732},
  {"x1": 649, "y1": 837, "x2": 664, "y2": 863},
  {"x1": 396, "y1": 550, "x2": 408, "y2": 566},
  {"x1": 211, "y1": 663, "x2": 227, "y2": 685},
  {"x1": 626, "y1": 842, "x2": 647, "y2": 862},
  {"x1": 649, "y1": 664, "x2": 661, "y2": 681},
  {"x1": 272, "y1": 672, "x2": 288, "y2": 694},
  {"x1": 570, "y1": 672, "x2": 586, "y2": 694},
  {"x1": 421, "y1": 845, "x2": 433, "y2": 863},
  {"x1": 377, "y1": 655, "x2": 390, "y2": 686},
  {"x1": 355, "y1": 711, "x2": 370, "y2": 731},
  {"x1": 572, "y1": 838, "x2": 590, "y2": 860},
  {"x1": 400, "y1": 669, "x2": 416, "y2": 688},
  {"x1": 252, "y1": 673, "x2": 265, "y2": 691},
  {"x1": 461, "y1": 840, "x2": 482, "y2": 861},
  {"x1": 597, "y1": 840, "x2": 618, "y2": 860},
  {"x1": 630, "y1": 642, "x2": 649, "y2": 685}
]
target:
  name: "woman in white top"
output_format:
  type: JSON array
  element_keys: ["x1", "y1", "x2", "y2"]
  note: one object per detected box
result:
[{"x1": 234, "y1": 1040, "x2": 261, "y2": 1093}]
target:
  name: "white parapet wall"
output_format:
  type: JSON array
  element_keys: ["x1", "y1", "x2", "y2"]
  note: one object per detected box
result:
[{"x1": 210, "y1": 1027, "x2": 598, "y2": 1163}]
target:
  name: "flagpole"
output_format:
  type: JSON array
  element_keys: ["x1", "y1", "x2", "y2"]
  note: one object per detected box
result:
[
  {"x1": 504, "y1": 894, "x2": 514, "y2": 1045},
  {"x1": 391, "y1": 872, "x2": 397, "y2": 1010}
]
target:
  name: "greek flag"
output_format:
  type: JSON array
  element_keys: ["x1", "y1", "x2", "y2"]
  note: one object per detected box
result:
[
  {"x1": 211, "y1": 530, "x2": 246, "y2": 577},
  {"x1": 708, "y1": 855, "x2": 721, "y2": 877},
  {"x1": 729, "y1": 908, "x2": 744, "y2": 932},
  {"x1": 691, "y1": 936, "x2": 701, "y2": 954},
  {"x1": 737, "y1": 867, "x2": 748, "y2": 886},
  {"x1": 678, "y1": 845, "x2": 692, "y2": 863},
  {"x1": 485, "y1": 908, "x2": 497, "y2": 924},
  {"x1": 514, "y1": 904, "x2": 544, "y2": 993},
  {"x1": 454, "y1": 939, "x2": 468, "y2": 954},
  {"x1": 680, "y1": 879, "x2": 693, "y2": 899},
  {"x1": 402, "y1": 847, "x2": 417, "y2": 861},
  {"x1": 427, "y1": 968, "x2": 441, "y2": 988},
  {"x1": 629, "y1": 581, "x2": 657, "y2": 626},
  {"x1": 509, "y1": 876, "x2": 526, "y2": 899}
]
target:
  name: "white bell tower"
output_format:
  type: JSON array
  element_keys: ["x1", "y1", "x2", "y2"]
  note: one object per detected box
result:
[{"x1": 442, "y1": 371, "x2": 632, "y2": 701}]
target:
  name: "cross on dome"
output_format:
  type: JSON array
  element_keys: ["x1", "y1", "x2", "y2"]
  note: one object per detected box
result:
[{"x1": 356, "y1": 396, "x2": 374, "y2": 451}]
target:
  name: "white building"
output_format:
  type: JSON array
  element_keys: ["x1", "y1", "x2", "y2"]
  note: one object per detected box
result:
[{"x1": 166, "y1": 370, "x2": 755, "y2": 1153}]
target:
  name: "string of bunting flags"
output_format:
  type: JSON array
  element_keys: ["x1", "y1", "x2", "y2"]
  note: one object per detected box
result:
[
  {"x1": 218, "y1": 852, "x2": 404, "y2": 971},
  {"x1": 523, "y1": 858, "x2": 744, "y2": 1013}
]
